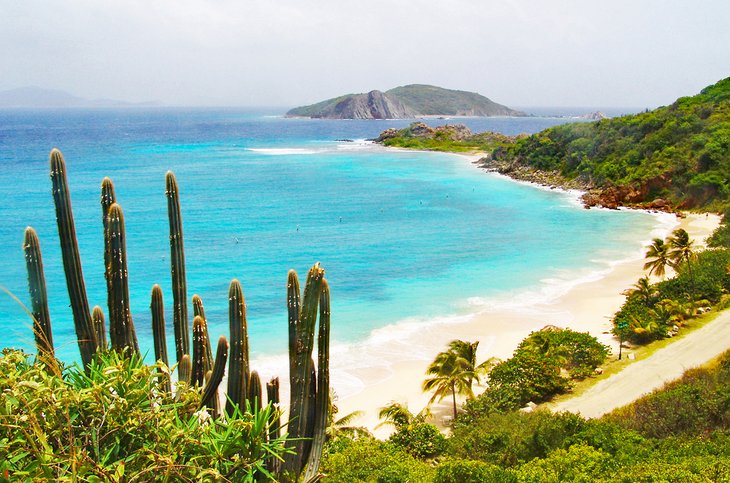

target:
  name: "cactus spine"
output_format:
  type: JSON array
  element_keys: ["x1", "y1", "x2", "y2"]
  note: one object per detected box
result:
[
  {"x1": 92, "y1": 306, "x2": 107, "y2": 351},
  {"x1": 23, "y1": 227, "x2": 54, "y2": 358},
  {"x1": 284, "y1": 263, "x2": 327, "y2": 476},
  {"x1": 165, "y1": 171, "x2": 189, "y2": 364},
  {"x1": 106, "y1": 203, "x2": 139, "y2": 355},
  {"x1": 150, "y1": 284, "x2": 171, "y2": 393},
  {"x1": 49, "y1": 148, "x2": 97, "y2": 366},
  {"x1": 226, "y1": 279, "x2": 250, "y2": 415}
]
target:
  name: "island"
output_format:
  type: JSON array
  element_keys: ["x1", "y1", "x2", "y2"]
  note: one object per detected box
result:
[{"x1": 286, "y1": 84, "x2": 526, "y2": 119}]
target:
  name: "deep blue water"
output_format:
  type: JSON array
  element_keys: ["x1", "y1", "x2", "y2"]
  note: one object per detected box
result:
[{"x1": 0, "y1": 109, "x2": 658, "y2": 365}]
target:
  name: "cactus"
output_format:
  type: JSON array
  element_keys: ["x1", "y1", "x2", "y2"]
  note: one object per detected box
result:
[
  {"x1": 303, "y1": 279, "x2": 331, "y2": 481},
  {"x1": 192, "y1": 294, "x2": 213, "y2": 374},
  {"x1": 106, "y1": 203, "x2": 140, "y2": 355},
  {"x1": 101, "y1": 177, "x2": 116, "y2": 319},
  {"x1": 200, "y1": 336, "x2": 229, "y2": 418},
  {"x1": 49, "y1": 148, "x2": 98, "y2": 366},
  {"x1": 191, "y1": 315, "x2": 208, "y2": 387},
  {"x1": 23, "y1": 227, "x2": 54, "y2": 358},
  {"x1": 248, "y1": 371, "x2": 263, "y2": 412},
  {"x1": 266, "y1": 377, "x2": 282, "y2": 476},
  {"x1": 150, "y1": 284, "x2": 170, "y2": 392},
  {"x1": 92, "y1": 306, "x2": 107, "y2": 351},
  {"x1": 226, "y1": 279, "x2": 250, "y2": 415},
  {"x1": 177, "y1": 353, "x2": 192, "y2": 388},
  {"x1": 284, "y1": 263, "x2": 327, "y2": 476},
  {"x1": 165, "y1": 171, "x2": 189, "y2": 364}
]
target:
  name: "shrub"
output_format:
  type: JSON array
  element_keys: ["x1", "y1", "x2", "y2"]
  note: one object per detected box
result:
[
  {"x1": 388, "y1": 422, "x2": 446, "y2": 459},
  {"x1": 434, "y1": 459, "x2": 516, "y2": 483},
  {"x1": 516, "y1": 444, "x2": 613, "y2": 483},
  {"x1": 0, "y1": 349, "x2": 285, "y2": 481}
]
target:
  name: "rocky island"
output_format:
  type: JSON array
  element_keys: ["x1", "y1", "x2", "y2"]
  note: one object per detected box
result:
[{"x1": 286, "y1": 84, "x2": 526, "y2": 119}]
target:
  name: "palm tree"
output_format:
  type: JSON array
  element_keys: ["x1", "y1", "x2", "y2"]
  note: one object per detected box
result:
[
  {"x1": 668, "y1": 228, "x2": 697, "y2": 303},
  {"x1": 644, "y1": 238, "x2": 671, "y2": 279},
  {"x1": 623, "y1": 276, "x2": 657, "y2": 306},
  {"x1": 422, "y1": 340, "x2": 497, "y2": 419},
  {"x1": 376, "y1": 402, "x2": 430, "y2": 430}
]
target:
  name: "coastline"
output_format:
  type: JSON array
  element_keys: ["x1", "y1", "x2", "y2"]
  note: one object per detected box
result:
[{"x1": 331, "y1": 147, "x2": 721, "y2": 438}]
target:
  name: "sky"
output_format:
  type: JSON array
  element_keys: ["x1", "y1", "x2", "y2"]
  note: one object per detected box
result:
[{"x1": 1, "y1": 0, "x2": 729, "y2": 109}]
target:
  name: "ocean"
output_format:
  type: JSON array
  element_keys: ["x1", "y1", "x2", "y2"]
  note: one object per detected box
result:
[{"x1": 0, "y1": 108, "x2": 662, "y2": 374}]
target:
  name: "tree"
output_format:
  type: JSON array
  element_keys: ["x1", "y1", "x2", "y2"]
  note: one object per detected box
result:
[
  {"x1": 667, "y1": 228, "x2": 697, "y2": 303},
  {"x1": 623, "y1": 276, "x2": 657, "y2": 306},
  {"x1": 422, "y1": 340, "x2": 497, "y2": 420},
  {"x1": 644, "y1": 238, "x2": 671, "y2": 279},
  {"x1": 376, "y1": 402, "x2": 430, "y2": 430}
]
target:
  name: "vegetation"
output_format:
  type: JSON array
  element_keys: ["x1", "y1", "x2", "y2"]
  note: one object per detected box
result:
[
  {"x1": 422, "y1": 339, "x2": 496, "y2": 418},
  {"x1": 377, "y1": 121, "x2": 517, "y2": 153},
  {"x1": 9, "y1": 148, "x2": 334, "y2": 481},
  {"x1": 495, "y1": 77, "x2": 730, "y2": 210},
  {"x1": 0, "y1": 349, "x2": 287, "y2": 480},
  {"x1": 320, "y1": 350, "x2": 730, "y2": 481},
  {"x1": 614, "y1": 225, "x2": 730, "y2": 344}
]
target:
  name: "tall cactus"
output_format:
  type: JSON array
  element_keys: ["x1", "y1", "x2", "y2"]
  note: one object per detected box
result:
[
  {"x1": 303, "y1": 279, "x2": 331, "y2": 481},
  {"x1": 150, "y1": 284, "x2": 171, "y2": 393},
  {"x1": 23, "y1": 227, "x2": 54, "y2": 358},
  {"x1": 191, "y1": 315, "x2": 208, "y2": 387},
  {"x1": 226, "y1": 279, "x2": 250, "y2": 415},
  {"x1": 49, "y1": 148, "x2": 97, "y2": 366},
  {"x1": 284, "y1": 263, "x2": 327, "y2": 476},
  {"x1": 92, "y1": 306, "x2": 107, "y2": 351},
  {"x1": 101, "y1": 177, "x2": 116, "y2": 319},
  {"x1": 106, "y1": 203, "x2": 139, "y2": 355},
  {"x1": 165, "y1": 171, "x2": 189, "y2": 364}
]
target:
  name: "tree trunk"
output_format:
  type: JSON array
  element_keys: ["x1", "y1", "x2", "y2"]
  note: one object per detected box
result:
[{"x1": 451, "y1": 382, "x2": 457, "y2": 420}]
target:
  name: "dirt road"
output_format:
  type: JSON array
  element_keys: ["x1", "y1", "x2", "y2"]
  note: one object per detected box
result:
[{"x1": 548, "y1": 310, "x2": 730, "y2": 418}]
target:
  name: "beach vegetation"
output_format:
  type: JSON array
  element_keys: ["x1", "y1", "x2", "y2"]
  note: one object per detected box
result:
[
  {"x1": 422, "y1": 339, "x2": 497, "y2": 418},
  {"x1": 708, "y1": 208, "x2": 730, "y2": 248},
  {"x1": 0, "y1": 349, "x2": 287, "y2": 481}
]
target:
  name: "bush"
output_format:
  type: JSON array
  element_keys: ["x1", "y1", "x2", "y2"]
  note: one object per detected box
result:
[
  {"x1": 434, "y1": 459, "x2": 516, "y2": 483},
  {"x1": 518, "y1": 329, "x2": 611, "y2": 379},
  {"x1": 320, "y1": 438, "x2": 434, "y2": 482},
  {"x1": 0, "y1": 349, "x2": 284, "y2": 481},
  {"x1": 388, "y1": 422, "x2": 446, "y2": 458},
  {"x1": 516, "y1": 444, "x2": 613, "y2": 483}
]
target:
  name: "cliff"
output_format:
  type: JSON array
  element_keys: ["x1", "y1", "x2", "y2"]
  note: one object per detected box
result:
[{"x1": 286, "y1": 84, "x2": 525, "y2": 119}]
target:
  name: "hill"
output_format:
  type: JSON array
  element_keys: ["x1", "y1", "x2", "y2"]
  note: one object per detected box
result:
[
  {"x1": 286, "y1": 84, "x2": 525, "y2": 119},
  {"x1": 490, "y1": 77, "x2": 730, "y2": 210},
  {"x1": 0, "y1": 86, "x2": 158, "y2": 108}
]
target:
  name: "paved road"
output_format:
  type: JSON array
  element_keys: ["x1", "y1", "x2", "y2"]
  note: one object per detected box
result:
[{"x1": 549, "y1": 310, "x2": 730, "y2": 418}]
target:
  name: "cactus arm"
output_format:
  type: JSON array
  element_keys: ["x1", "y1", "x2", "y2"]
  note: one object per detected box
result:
[
  {"x1": 177, "y1": 354, "x2": 192, "y2": 387},
  {"x1": 192, "y1": 294, "x2": 213, "y2": 374},
  {"x1": 200, "y1": 336, "x2": 229, "y2": 416},
  {"x1": 49, "y1": 148, "x2": 97, "y2": 366},
  {"x1": 226, "y1": 279, "x2": 249, "y2": 415},
  {"x1": 106, "y1": 203, "x2": 139, "y2": 355},
  {"x1": 191, "y1": 315, "x2": 206, "y2": 387},
  {"x1": 248, "y1": 370, "x2": 263, "y2": 412},
  {"x1": 150, "y1": 285, "x2": 171, "y2": 393},
  {"x1": 23, "y1": 227, "x2": 54, "y2": 357},
  {"x1": 91, "y1": 306, "x2": 107, "y2": 351},
  {"x1": 303, "y1": 279, "x2": 330, "y2": 482},
  {"x1": 165, "y1": 171, "x2": 189, "y2": 363},
  {"x1": 266, "y1": 377, "x2": 282, "y2": 477}
]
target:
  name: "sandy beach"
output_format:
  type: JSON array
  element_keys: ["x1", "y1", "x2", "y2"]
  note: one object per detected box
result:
[{"x1": 331, "y1": 153, "x2": 722, "y2": 437}]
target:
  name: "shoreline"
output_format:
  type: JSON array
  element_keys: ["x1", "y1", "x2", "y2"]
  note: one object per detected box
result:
[{"x1": 331, "y1": 147, "x2": 721, "y2": 438}]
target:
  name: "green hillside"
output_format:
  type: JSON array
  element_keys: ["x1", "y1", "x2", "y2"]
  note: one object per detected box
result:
[
  {"x1": 497, "y1": 77, "x2": 730, "y2": 210},
  {"x1": 385, "y1": 84, "x2": 525, "y2": 116}
]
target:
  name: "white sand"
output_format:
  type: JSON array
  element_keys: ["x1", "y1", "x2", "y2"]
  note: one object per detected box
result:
[{"x1": 329, "y1": 158, "x2": 721, "y2": 437}]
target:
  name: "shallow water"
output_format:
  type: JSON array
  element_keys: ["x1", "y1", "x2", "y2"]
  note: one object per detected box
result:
[{"x1": 0, "y1": 109, "x2": 658, "y2": 366}]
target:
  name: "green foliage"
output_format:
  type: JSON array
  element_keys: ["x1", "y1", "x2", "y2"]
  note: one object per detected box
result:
[
  {"x1": 497, "y1": 77, "x2": 730, "y2": 209},
  {"x1": 0, "y1": 349, "x2": 286, "y2": 481},
  {"x1": 518, "y1": 328, "x2": 610, "y2": 379},
  {"x1": 515, "y1": 444, "x2": 613, "y2": 483},
  {"x1": 434, "y1": 459, "x2": 516, "y2": 483},
  {"x1": 320, "y1": 437, "x2": 434, "y2": 482},
  {"x1": 708, "y1": 208, "x2": 730, "y2": 247},
  {"x1": 388, "y1": 422, "x2": 446, "y2": 459}
]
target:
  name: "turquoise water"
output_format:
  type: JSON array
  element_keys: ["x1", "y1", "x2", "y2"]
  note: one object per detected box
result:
[{"x1": 0, "y1": 109, "x2": 658, "y2": 365}]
